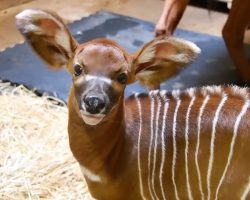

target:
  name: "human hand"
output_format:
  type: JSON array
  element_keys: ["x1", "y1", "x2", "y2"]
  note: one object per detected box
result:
[
  {"x1": 155, "y1": 0, "x2": 188, "y2": 37},
  {"x1": 155, "y1": 16, "x2": 172, "y2": 37}
]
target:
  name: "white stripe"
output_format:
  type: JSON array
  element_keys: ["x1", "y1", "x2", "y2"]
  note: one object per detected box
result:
[
  {"x1": 241, "y1": 177, "x2": 250, "y2": 200},
  {"x1": 172, "y1": 99, "x2": 181, "y2": 200},
  {"x1": 151, "y1": 92, "x2": 161, "y2": 200},
  {"x1": 85, "y1": 75, "x2": 112, "y2": 84},
  {"x1": 148, "y1": 91, "x2": 156, "y2": 200},
  {"x1": 185, "y1": 96, "x2": 196, "y2": 200},
  {"x1": 207, "y1": 94, "x2": 228, "y2": 200},
  {"x1": 159, "y1": 95, "x2": 169, "y2": 200},
  {"x1": 80, "y1": 165, "x2": 101, "y2": 182},
  {"x1": 135, "y1": 93, "x2": 147, "y2": 200},
  {"x1": 195, "y1": 95, "x2": 210, "y2": 200},
  {"x1": 215, "y1": 100, "x2": 250, "y2": 199}
]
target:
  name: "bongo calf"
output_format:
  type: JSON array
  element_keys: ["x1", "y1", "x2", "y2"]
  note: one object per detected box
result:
[{"x1": 16, "y1": 9, "x2": 250, "y2": 200}]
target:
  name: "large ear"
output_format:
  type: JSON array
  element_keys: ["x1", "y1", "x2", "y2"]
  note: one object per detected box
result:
[
  {"x1": 15, "y1": 9, "x2": 78, "y2": 69},
  {"x1": 131, "y1": 36, "x2": 201, "y2": 88}
]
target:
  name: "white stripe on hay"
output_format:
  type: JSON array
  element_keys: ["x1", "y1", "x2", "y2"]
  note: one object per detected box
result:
[{"x1": 0, "y1": 82, "x2": 93, "y2": 200}]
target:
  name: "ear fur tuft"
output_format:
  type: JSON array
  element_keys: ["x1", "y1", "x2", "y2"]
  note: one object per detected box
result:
[
  {"x1": 166, "y1": 37, "x2": 201, "y2": 64},
  {"x1": 131, "y1": 36, "x2": 201, "y2": 88},
  {"x1": 15, "y1": 9, "x2": 77, "y2": 69}
]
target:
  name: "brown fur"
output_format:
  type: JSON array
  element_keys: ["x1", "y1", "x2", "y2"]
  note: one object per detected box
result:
[
  {"x1": 69, "y1": 86, "x2": 250, "y2": 199},
  {"x1": 19, "y1": 9, "x2": 250, "y2": 200}
]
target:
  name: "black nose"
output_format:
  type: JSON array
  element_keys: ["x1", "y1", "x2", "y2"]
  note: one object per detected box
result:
[{"x1": 84, "y1": 96, "x2": 105, "y2": 114}]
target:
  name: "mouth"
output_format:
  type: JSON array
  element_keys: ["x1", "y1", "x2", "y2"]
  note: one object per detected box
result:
[{"x1": 80, "y1": 110, "x2": 105, "y2": 126}]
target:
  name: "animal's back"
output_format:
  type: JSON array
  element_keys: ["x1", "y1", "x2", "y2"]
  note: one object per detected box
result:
[{"x1": 124, "y1": 85, "x2": 250, "y2": 200}]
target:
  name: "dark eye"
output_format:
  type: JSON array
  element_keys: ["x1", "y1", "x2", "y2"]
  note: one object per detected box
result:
[
  {"x1": 74, "y1": 64, "x2": 82, "y2": 76},
  {"x1": 117, "y1": 73, "x2": 128, "y2": 84}
]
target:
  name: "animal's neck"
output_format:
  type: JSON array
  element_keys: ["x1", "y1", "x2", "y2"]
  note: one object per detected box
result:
[{"x1": 68, "y1": 89, "x2": 126, "y2": 178}]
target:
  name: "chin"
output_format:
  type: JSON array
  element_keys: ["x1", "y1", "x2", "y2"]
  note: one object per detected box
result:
[{"x1": 80, "y1": 110, "x2": 105, "y2": 126}]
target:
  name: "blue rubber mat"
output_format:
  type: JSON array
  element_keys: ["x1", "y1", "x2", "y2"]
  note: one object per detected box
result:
[{"x1": 0, "y1": 11, "x2": 244, "y2": 102}]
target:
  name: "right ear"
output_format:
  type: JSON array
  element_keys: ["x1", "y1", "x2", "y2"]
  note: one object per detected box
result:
[
  {"x1": 129, "y1": 36, "x2": 201, "y2": 89},
  {"x1": 15, "y1": 9, "x2": 78, "y2": 69}
]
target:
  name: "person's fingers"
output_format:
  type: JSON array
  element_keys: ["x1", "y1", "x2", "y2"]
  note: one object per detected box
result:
[{"x1": 155, "y1": 29, "x2": 166, "y2": 36}]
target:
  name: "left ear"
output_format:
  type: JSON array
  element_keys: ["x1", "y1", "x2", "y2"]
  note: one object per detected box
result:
[
  {"x1": 130, "y1": 36, "x2": 201, "y2": 88},
  {"x1": 15, "y1": 9, "x2": 78, "y2": 69}
]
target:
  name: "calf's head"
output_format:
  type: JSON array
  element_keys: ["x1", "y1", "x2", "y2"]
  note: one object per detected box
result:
[{"x1": 16, "y1": 9, "x2": 200, "y2": 126}]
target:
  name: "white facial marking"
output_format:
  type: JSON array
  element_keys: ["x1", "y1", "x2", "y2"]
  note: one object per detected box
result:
[
  {"x1": 215, "y1": 100, "x2": 250, "y2": 199},
  {"x1": 195, "y1": 95, "x2": 210, "y2": 200},
  {"x1": 135, "y1": 93, "x2": 147, "y2": 200},
  {"x1": 80, "y1": 110, "x2": 105, "y2": 126},
  {"x1": 80, "y1": 165, "x2": 101, "y2": 182},
  {"x1": 85, "y1": 75, "x2": 112, "y2": 85},
  {"x1": 74, "y1": 75, "x2": 85, "y2": 86},
  {"x1": 207, "y1": 94, "x2": 228, "y2": 200},
  {"x1": 185, "y1": 96, "x2": 196, "y2": 200},
  {"x1": 172, "y1": 99, "x2": 181, "y2": 200}
]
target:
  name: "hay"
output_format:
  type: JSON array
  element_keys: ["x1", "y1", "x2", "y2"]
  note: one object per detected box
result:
[{"x1": 0, "y1": 82, "x2": 92, "y2": 200}]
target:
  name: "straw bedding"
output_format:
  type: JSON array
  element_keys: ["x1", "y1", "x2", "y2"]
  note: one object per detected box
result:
[{"x1": 0, "y1": 82, "x2": 92, "y2": 200}]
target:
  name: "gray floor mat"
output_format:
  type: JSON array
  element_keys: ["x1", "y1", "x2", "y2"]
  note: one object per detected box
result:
[{"x1": 0, "y1": 11, "x2": 245, "y2": 102}]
